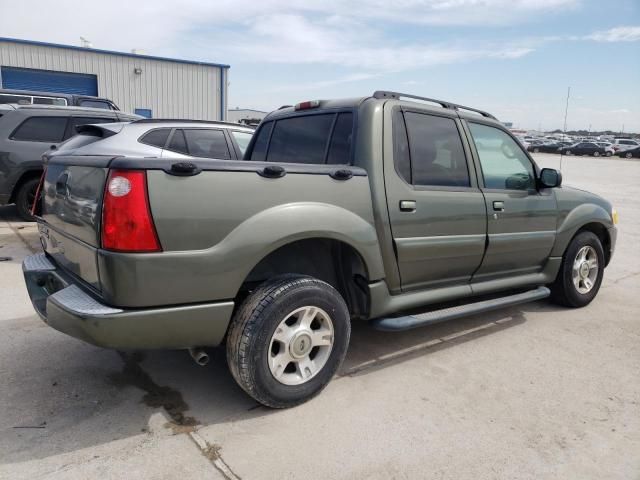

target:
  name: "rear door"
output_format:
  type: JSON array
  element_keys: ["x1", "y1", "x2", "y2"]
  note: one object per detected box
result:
[
  {"x1": 464, "y1": 120, "x2": 557, "y2": 281},
  {"x1": 384, "y1": 105, "x2": 487, "y2": 292}
]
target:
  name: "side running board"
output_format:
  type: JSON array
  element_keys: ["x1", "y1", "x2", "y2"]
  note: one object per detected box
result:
[{"x1": 370, "y1": 286, "x2": 550, "y2": 332}]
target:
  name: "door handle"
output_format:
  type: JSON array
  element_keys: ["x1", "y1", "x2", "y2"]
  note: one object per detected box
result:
[
  {"x1": 399, "y1": 200, "x2": 416, "y2": 212},
  {"x1": 493, "y1": 201, "x2": 505, "y2": 212}
]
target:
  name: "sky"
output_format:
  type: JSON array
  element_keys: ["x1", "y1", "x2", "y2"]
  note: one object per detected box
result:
[{"x1": 1, "y1": 0, "x2": 639, "y2": 131}]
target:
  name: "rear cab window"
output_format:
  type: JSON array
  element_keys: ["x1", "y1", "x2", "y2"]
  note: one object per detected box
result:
[{"x1": 247, "y1": 111, "x2": 354, "y2": 165}]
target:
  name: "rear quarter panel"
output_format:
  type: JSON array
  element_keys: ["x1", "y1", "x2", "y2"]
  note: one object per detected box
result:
[{"x1": 98, "y1": 164, "x2": 385, "y2": 307}]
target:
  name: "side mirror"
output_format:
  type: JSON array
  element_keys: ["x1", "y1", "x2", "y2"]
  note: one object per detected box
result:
[{"x1": 539, "y1": 168, "x2": 562, "y2": 188}]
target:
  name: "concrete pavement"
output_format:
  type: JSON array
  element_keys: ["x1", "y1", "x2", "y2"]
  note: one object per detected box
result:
[{"x1": 1, "y1": 153, "x2": 638, "y2": 479}]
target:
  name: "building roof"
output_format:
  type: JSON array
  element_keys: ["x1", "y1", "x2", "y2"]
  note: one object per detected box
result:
[{"x1": 0, "y1": 37, "x2": 230, "y2": 69}]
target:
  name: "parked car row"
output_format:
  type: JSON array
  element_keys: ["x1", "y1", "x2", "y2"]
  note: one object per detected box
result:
[
  {"x1": 526, "y1": 140, "x2": 615, "y2": 157},
  {"x1": 0, "y1": 103, "x2": 253, "y2": 219}
]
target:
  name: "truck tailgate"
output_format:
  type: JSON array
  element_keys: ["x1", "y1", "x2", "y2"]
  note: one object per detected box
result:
[{"x1": 40, "y1": 156, "x2": 111, "y2": 291}]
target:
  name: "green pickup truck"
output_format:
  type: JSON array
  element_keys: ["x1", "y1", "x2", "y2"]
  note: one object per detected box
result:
[{"x1": 23, "y1": 91, "x2": 617, "y2": 408}]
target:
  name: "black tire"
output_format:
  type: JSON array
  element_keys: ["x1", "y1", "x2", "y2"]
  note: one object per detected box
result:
[
  {"x1": 15, "y1": 177, "x2": 40, "y2": 221},
  {"x1": 226, "y1": 275, "x2": 350, "y2": 408},
  {"x1": 565, "y1": 150, "x2": 572, "y2": 156},
  {"x1": 605, "y1": 151, "x2": 612, "y2": 157},
  {"x1": 626, "y1": 152, "x2": 633, "y2": 159},
  {"x1": 550, "y1": 231, "x2": 605, "y2": 308},
  {"x1": 534, "y1": 147, "x2": 540, "y2": 153},
  {"x1": 593, "y1": 151, "x2": 600, "y2": 157}
]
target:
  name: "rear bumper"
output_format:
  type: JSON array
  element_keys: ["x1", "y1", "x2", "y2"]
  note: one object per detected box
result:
[{"x1": 22, "y1": 253, "x2": 234, "y2": 349}]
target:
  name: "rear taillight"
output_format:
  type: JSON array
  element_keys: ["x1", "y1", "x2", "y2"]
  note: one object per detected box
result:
[{"x1": 101, "y1": 169, "x2": 161, "y2": 252}]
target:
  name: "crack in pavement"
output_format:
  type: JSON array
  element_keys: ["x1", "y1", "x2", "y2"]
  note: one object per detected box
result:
[{"x1": 110, "y1": 351, "x2": 241, "y2": 480}]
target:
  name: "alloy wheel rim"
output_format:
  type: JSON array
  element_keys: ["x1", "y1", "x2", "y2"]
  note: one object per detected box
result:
[
  {"x1": 572, "y1": 245, "x2": 598, "y2": 294},
  {"x1": 268, "y1": 306, "x2": 334, "y2": 386}
]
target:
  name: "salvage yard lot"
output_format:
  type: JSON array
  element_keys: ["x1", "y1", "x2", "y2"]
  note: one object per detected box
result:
[{"x1": 1, "y1": 153, "x2": 638, "y2": 479}]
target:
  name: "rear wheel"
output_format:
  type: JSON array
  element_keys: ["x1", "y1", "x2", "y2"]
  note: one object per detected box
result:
[
  {"x1": 565, "y1": 150, "x2": 572, "y2": 156},
  {"x1": 626, "y1": 152, "x2": 633, "y2": 159},
  {"x1": 226, "y1": 275, "x2": 350, "y2": 408},
  {"x1": 534, "y1": 147, "x2": 540, "y2": 153},
  {"x1": 593, "y1": 151, "x2": 600, "y2": 157},
  {"x1": 15, "y1": 177, "x2": 40, "y2": 221},
  {"x1": 605, "y1": 151, "x2": 612, "y2": 157},
  {"x1": 550, "y1": 231, "x2": 604, "y2": 308}
]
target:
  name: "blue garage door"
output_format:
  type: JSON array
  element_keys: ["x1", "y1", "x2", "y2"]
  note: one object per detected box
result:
[{"x1": 0, "y1": 66, "x2": 98, "y2": 96}]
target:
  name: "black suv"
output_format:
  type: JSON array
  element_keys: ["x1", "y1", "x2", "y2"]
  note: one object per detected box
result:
[
  {"x1": 0, "y1": 104, "x2": 139, "y2": 219},
  {"x1": 0, "y1": 88, "x2": 120, "y2": 111}
]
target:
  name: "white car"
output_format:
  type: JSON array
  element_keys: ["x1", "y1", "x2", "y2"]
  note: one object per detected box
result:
[{"x1": 612, "y1": 138, "x2": 640, "y2": 152}]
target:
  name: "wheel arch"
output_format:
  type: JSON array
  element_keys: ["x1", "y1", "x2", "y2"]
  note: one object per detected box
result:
[
  {"x1": 237, "y1": 237, "x2": 373, "y2": 319},
  {"x1": 9, "y1": 168, "x2": 43, "y2": 204}
]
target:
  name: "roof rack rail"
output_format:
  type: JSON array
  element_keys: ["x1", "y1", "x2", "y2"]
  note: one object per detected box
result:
[
  {"x1": 372, "y1": 91, "x2": 497, "y2": 120},
  {"x1": 131, "y1": 118, "x2": 245, "y2": 127}
]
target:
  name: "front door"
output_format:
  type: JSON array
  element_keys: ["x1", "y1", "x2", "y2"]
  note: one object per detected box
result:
[
  {"x1": 385, "y1": 106, "x2": 487, "y2": 292},
  {"x1": 465, "y1": 121, "x2": 558, "y2": 281}
]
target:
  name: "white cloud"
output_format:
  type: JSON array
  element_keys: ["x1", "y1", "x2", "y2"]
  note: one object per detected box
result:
[{"x1": 585, "y1": 26, "x2": 640, "y2": 42}]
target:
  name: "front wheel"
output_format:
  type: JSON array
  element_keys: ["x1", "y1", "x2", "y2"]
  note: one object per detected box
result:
[
  {"x1": 626, "y1": 152, "x2": 633, "y2": 159},
  {"x1": 226, "y1": 275, "x2": 350, "y2": 408},
  {"x1": 534, "y1": 147, "x2": 540, "y2": 153},
  {"x1": 605, "y1": 151, "x2": 612, "y2": 157},
  {"x1": 565, "y1": 150, "x2": 572, "y2": 156},
  {"x1": 593, "y1": 151, "x2": 600, "y2": 157},
  {"x1": 550, "y1": 231, "x2": 605, "y2": 308}
]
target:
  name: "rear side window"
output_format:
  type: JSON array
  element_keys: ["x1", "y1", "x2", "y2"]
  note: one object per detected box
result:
[
  {"x1": 402, "y1": 112, "x2": 470, "y2": 187},
  {"x1": 140, "y1": 128, "x2": 171, "y2": 148},
  {"x1": 167, "y1": 129, "x2": 188, "y2": 154},
  {"x1": 11, "y1": 116, "x2": 68, "y2": 142},
  {"x1": 33, "y1": 96, "x2": 67, "y2": 106},
  {"x1": 267, "y1": 114, "x2": 335, "y2": 164},
  {"x1": 183, "y1": 129, "x2": 230, "y2": 159}
]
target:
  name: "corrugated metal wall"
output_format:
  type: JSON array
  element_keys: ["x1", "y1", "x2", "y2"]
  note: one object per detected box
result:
[{"x1": 0, "y1": 41, "x2": 226, "y2": 120}]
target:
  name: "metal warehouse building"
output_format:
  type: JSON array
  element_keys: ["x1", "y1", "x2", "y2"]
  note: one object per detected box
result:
[{"x1": 0, "y1": 37, "x2": 229, "y2": 120}]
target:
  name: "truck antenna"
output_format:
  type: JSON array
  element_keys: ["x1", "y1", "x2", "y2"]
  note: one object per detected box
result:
[{"x1": 560, "y1": 86, "x2": 571, "y2": 171}]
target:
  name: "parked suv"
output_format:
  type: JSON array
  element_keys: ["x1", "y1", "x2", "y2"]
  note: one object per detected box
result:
[
  {"x1": 0, "y1": 88, "x2": 120, "y2": 110},
  {"x1": 0, "y1": 104, "x2": 139, "y2": 219},
  {"x1": 23, "y1": 91, "x2": 617, "y2": 408},
  {"x1": 612, "y1": 138, "x2": 640, "y2": 152},
  {"x1": 53, "y1": 119, "x2": 255, "y2": 160}
]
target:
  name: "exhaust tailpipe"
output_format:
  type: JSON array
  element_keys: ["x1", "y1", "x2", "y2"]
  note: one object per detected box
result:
[{"x1": 189, "y1": 347, "x2": 209, "y2": 366}]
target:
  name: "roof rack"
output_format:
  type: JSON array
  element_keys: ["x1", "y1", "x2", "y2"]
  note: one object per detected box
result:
[
  {"x1": 372, "y1": 91, "x2": 497, "y2": 120},
  {"x1": 131, "y1": 118, "x2": 249, "y2": 127}
]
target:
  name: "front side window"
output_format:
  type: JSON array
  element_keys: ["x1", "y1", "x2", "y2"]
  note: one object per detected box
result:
[
  {"x1": 469, "y1": 123, "x2": 535, "y2": 191},
  {"x1": 183, "y1": 129, "x2": 230, "y2": 159},
  {"x1": 231, "y1": 130, "x2": 253, "y2": 155},
  {"x1": 11, "y1": 116, "x2": 68, "y2": 142},
  {"x1": 402, "y1": 112, "x2": 470, "y2": 187}
]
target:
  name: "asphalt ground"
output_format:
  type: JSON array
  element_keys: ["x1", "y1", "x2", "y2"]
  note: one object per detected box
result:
[{"x1": 1, "y1": 153, "x2": 638, "y2": 479}]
